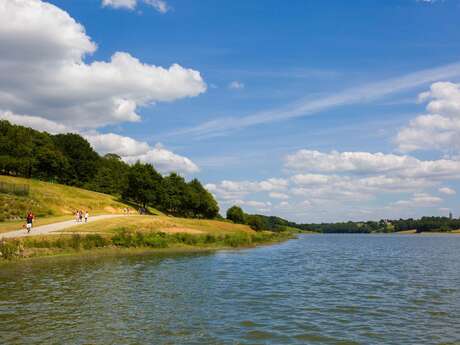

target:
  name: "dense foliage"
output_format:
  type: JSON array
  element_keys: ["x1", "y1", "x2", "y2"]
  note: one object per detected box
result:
[
  {"x1": 0, "y1": 120, "x2": 218, "y2": 219},
  {"x1": 226, "y1": 204, "x2": 299, "y2": 232},
  {"x1": 226, "y1": 205, "x2": 245, "y2": 224}
]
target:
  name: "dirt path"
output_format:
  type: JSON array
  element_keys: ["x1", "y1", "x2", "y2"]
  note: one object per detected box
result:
[{"x1": 0, "y1": 215, "x2": 124, "y2": 240}]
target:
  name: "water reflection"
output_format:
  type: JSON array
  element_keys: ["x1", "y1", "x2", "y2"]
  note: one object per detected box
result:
[{"x1": 1, "y1": 235, "x2": 460, "y2": 344}]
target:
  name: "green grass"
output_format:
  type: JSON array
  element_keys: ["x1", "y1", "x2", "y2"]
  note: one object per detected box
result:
[
  {"x1": 61, "y1": 215, "x2": 255, "y2": 236},
  {"x1": 0, "y1": 175, "x2": 133, "y2": 231}
]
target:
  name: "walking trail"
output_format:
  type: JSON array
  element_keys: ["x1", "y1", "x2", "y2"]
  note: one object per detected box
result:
[{"x1": 0, "y1": 215, "x2": 123, "y2": 240}]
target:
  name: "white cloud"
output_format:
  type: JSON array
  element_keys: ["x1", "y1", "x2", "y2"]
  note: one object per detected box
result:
[
  {"x1": 439, "y1": 187, "x2": 456, "y2": 195},
  {"x1": 393, "y1": 193, "x2": 442, "y2": 207},
  {"x1": 0, "y1": 110, "x2": 69, "y2": 134},
  {"x1": 285, "y1": 149, "x2": 460, "y2": 180},
  {"x1": 236, "y1": 200, "x2": 272, "y2": 210},
  {"x1": 102, "y1": 0, "x2": 137, "y2": 9},
  {"x1": 144, "y1": 0, "x2": 169, "y2": 13},
  {"x1": 269, "y1": 192, "x2": 290, "y2": 200},
  {"x1": 396, "y1": 82, "x2": 460, "y2": 153},
  {"x1": 123, "y1": 143, "x2": 199, "y2": 174},
  {"x1": 0, "y1": 0, "x2": 205, "y2": 129},
  {"x1": 85, "y1": 132, "x2": 150, "y2": 157},
  {"x1": 168, "y1": 61, "x2": 460, "y2": 139},
  {"x1": 205, "y1": 178, "x2": 288, "y2": 201},
  {"x1": 82, "y1": 133, "x2": 199, "y2": 174},
  {"x1": 228, "y1": 81, "x2": 245, "y2": 90},
  {"x1": 102, "y1": 0, "x2": 169, "y2": 12}
]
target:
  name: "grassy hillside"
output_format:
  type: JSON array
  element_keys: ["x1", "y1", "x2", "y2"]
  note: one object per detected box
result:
[
  {"x1": 0, "y1": 175, "x2": 136, "y2": 232},
  {"x1": 61, "y1": 215, "x2": 255, "y2": 236},
  {"x1": 0, "y1": 177, "x2": 294, "y2": 261},
  {"x1": 0, "y1": 176, "x2": 257, "y2": 237}
]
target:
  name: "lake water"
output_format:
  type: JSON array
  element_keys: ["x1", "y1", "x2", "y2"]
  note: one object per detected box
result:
[{"x1": 1, "y1": 234, "x2": 460, "y2": 345}]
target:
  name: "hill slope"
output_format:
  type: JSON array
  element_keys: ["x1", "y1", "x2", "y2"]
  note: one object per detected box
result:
[{"x1": 0, "y1": 175, "x2": 134, "y2": 232}]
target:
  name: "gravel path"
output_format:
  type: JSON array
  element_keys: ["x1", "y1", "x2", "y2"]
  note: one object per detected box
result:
[{"x1": 0, "y1": 215, "x2": 123, "y2": 240}]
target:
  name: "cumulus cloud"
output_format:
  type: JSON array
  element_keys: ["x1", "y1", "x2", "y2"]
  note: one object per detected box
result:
[
  {"x1": 235, "y1": 199, "x2": 272, "y2": 210},
  {"x1": 209, "y1": 145, "x2": 460, "y2": 221},
  {"x1": 205, "y1": 178, "x2": 288, "y2": 201},
  {"x1": 68, "y1": 132, "x2": 199, "y2": 174},
  {"x1": 395, "y1": 82, "x2": 460, "y2": 153},
  {"x1": 102, "y1": 0, "x2": 170, "y2": 12},
  {"x1": 0, "y1": 110, "x2": 70, "y2": 134},
  {"x1": 392, "y1": 193, "x2": 442, "y2": 207},
  {"x1": 0, "y1": 0, "x2": 205, "y2": 129},
  {"x1": 439, "y1": 187, "x2": 456, "y2": 195},
  {"x1": 285, "y1": 149, "x2": 460, "y2": 179},
  {"x1": 84, "y1": 132, "x2": 150, "y2": 157},
  {"x1": 123, "y1": 143, "x2": 199, "y2": 174},
  {"x1": 102, "y1": 0, "x2": 137, "y2": 9}
]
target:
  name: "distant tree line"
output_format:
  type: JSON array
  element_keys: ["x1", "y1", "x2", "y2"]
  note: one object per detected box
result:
[
  {"x1": 299, "y1": 217, "x2": 460, "y2": 233},
  {"x1": 226, "y1": 202, "x2": 460, "y2": 233},
  {"x1": 0, "y1": 120, "x2": 219, "y2": 219}
]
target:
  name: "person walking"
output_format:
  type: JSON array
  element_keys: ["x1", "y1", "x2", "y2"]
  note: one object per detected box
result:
[
  {"x1": 26, "y1": 211, "x2": 34, "y2": 233},
  {"x1": 84, "y1": 211, "x2": 89, "y2": 223},
  {"x1": 75, "y1": 210, "x2": 79, "y2": 223},
  {"x1": 79, "y1": 210, "x2": 83, "y2": 223}
]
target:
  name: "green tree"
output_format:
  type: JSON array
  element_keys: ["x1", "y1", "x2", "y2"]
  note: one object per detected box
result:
[
  {"x1": 246, "y1": 214, "x2": 268, "y2": 231},
  {"x1": 90, "y1": 154, "x2": 129, "y2": 195},
  {"x1": 122, "y1": 162, "x2": 162, "y2": 208},
  {"x1": 226, "y1": 205, "x2": 245, "y2": 224},
  {"x1": 53, "y1": 133, "x2": 100, "y2": 186},
  {"x1": 160, "y1": 173, "x2": 188, "y2": 216},
  {"x1": 186, "y1": 179, "x2": 219, "y2": 218}
]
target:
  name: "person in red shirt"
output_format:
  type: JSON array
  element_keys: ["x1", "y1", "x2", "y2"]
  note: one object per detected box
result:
[{"x1": 26, "y1": 211, "x2": 34, "y2": 233}]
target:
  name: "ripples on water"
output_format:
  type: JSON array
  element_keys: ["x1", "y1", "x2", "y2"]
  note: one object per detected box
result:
[{"x1": 1, "y1": 234, "x2": 460, "y2": 344}]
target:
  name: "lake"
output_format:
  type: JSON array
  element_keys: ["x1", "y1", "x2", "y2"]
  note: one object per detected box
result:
[{"x1": 1, "y1": 234, "x2": 460, "y2": 345}]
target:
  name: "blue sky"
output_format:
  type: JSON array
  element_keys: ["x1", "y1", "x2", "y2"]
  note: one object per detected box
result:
[{"x1": 2, "y1": 0, "x2": 460, "y2": 222}]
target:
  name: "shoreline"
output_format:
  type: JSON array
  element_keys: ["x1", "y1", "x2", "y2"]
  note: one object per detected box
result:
[{"x1": 0, "y1": 231, "x2": 295, "y2": 265}]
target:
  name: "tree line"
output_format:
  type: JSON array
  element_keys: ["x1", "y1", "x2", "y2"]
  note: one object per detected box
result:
[
  {"x1": 0, "y1": 120, "x2": 219, "y2": 219},
  {"x1": 298, "y1": 217, "x2": 460, "y2": 233},
  {"x1": 226, "y1": 202, "x2": 460, "y2": 233}
]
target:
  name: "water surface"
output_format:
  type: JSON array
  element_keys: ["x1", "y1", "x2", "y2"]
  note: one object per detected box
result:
[{"x1": 1, "y1": 234, "x2": 460, "y2": 344}]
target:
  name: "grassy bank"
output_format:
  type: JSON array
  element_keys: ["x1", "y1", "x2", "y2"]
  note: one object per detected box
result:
[
  {"x1": 0, "y1": 176, "x2": 295, "y2": 262},
  {"x1": 0, "y1": 229, "x2": 294, "y2": 261},
  {"x1": 0, "y1": 175, "x2": 134, "y2": 232}
]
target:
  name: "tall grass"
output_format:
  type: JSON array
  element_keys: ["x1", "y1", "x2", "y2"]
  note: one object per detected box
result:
[{"x1": 0, "y1": 229, "x2": 293, "y2": 260}]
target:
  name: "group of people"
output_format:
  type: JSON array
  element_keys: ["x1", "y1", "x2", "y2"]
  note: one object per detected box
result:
[{"x1": 75, "y1": 210, "x2": 89, "y2": 224}]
